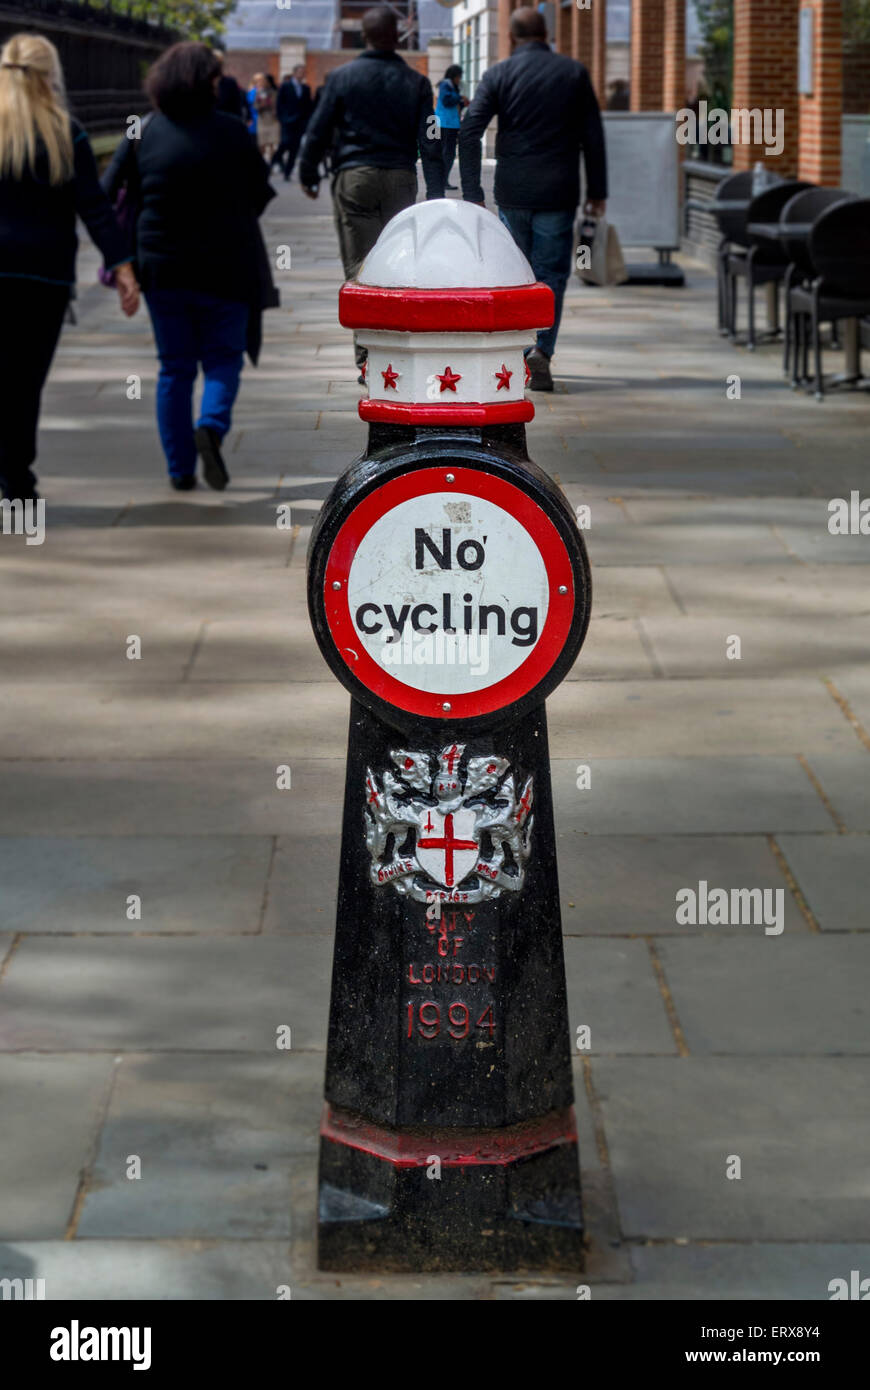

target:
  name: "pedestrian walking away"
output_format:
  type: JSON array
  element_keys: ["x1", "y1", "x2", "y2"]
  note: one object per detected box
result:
[
  {"x1": 458, "y1": 5, "x2": 607, "y2": 391},
  {"x1": 273, "y1": 64, "x2": 313, "y2": 182},
  {"x1": 0, "y1": 32, "x2": 138, "y2": 502},
  {"x1": 435, "y1": 64, "x2": 466, "y2": 190},
  {"x1": 103, "y1": 41, "x2": 277, "y2": 491},
  {"x1": 256, "y1": 73, "x2": 280, "y2": 162},
  {"x1": 298, "y1": 4, "x2": 445, "y2": 380}
]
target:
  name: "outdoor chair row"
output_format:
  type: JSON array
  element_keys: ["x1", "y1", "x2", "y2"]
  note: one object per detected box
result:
[{"x1": 711, "y1": 171, "x2": 870, "y2": 400}]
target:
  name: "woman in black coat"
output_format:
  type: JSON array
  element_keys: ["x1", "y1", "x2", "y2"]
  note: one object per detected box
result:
[
  {"x1": 0, "y1": 32, "x2": 138, "y2": 502},
  {"x1": 103, "y1": 42, "x2": 275, "y2": 491}
]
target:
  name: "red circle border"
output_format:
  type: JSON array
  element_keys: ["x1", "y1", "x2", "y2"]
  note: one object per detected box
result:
[
  {"x1": 359, "y1": 398, "x2": 534, "y2": 426},
  {"x1": 339, "y1": 282, "x2": 555, "y2": 333},
  {"x1": 323, "y1": 467, "x2": 576, "y2": 720}
]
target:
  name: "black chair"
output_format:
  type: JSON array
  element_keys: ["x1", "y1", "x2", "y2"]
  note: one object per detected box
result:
[
  {"x1": 789, "y1": 198, "x2": 870, "y2": 399},
  {"x1": 709, "y1": 171, "x2": 753, "y2": 336},
  {"x1": 726, "y1": 181, "x2": 812, "y2": 348},
  {"x1": 780, "y1": 188, "x2": 856, "y2": 378}
]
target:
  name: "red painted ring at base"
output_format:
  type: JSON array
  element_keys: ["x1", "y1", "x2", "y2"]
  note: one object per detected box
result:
[
  {"x1": 359, "y1": 397, "x2": 535, "y2": 426},
  {"x1": 339, "y1": 281, "x2": 555, "y2": 333},
  {"x1": 320, "y1": 1103, "x2": 578, "y2": 1168}
]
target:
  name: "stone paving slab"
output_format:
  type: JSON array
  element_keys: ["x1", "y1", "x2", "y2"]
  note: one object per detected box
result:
[
  {"x1": 663, "y1": 564, "x2": 870, "y2": 616},
  {"x1": 551, "y1": 757, "x2": 836, "y2": 835},
  {"x1": 0, "y1": 1239, "x2": 297, "y2": 1301},
  {"x1": 494, "y1": 1244, "x2": 870, "y2": 1300},
  {"x1": 262, "y1": 834, "x2": 340, "y2": 932},
  {"x1": 558, "y1": 835, "x2": 807, "y2": 936},
  {"x1": 803, "y1": 754, "x2": 870, "y2": 830},
  {"x1": 0, "y1": 936, "x2": 334, "y2": 1052},
  {"x1": 0, "y1": 685, "x2": 352, "y2": 762},
  {"x1": 564, "y1": 938, "x2": 675, "y2": 1054},
  {"x1": 641, "y1": 617, "x2": 870, "y2": 680},
  {"x1": 825, "y1": 665, "x2": 870, "y2": 734},
  {"x1": 657, "y1": 936, "x2": 870, "y2": 1053},
  {"x1": 0, "y1": 837, "x2": 272, "y2": 934},
  {"x1": 548, "y1": 678, "x2": 855, "y2": 758},
  {"x1": 0, "y1": 616, "x2": 201, "y2": 682},
  {"x1": 777, "y1": 834, "x2": 870, "y2": 931},
  {"x1": 0, "y1": 759, "x2": 344, "y2": 836},
  {"x1": 593, "y1": 1058, "x2": 870, "y2": 1241},
  {"x1": 0, "y1": 1054, "x2": 113, "y2": 1240},
  {"x1": 566, "y1": 617, "x2": 656, "y2": 680},
  {"x1": 585, "y1": 522, "x2": 789, "y2": 566},
  {"x1": 586, "y1": 566, "x2": 684, "y2": 618},
  {"x1": 78, "y1": 1053, "x2": 324, "y2": 1239},
  {"x1": 186, "y1": 616, "x2": 370, "y2": 684}
]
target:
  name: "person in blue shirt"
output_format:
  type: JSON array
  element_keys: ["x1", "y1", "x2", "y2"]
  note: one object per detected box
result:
[{"x1": 435, "y1": 64, "x2": 466, "y2": 190}]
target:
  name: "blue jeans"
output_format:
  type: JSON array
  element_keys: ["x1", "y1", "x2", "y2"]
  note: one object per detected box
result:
[
  {"x1": 498, "y1": 207, "x2": 575, "y2": 360},
  {"x1": 146, "y1": 288, "x2": 248, "y2": 479}
]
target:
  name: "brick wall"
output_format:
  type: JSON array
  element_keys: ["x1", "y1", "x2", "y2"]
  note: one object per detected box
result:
[
  {"x1": 631, "y1": 0, "x2": 664, "y2": 110},
  {"x1": 224, "y1": 50, "x2": 280, "y2": 91},
  {"x1": 732, "y1": 0, "x2": 799, "y2": 174},
  {"x1": 592, "y1": 0, "x2": 607, "y2": 103},
  {"x1": 797, "y1": 0, "x2": 843, "y2": 184},
  {"x1": 662, "y1": 0, "x2": 685, "y2": 110}
]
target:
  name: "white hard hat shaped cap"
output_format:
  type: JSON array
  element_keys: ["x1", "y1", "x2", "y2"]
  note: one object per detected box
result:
[{"x1": 357, "y1": 199, "x2": 536, "y2": 290}]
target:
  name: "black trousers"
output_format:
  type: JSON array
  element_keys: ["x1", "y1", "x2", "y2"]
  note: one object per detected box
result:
[
  {"x1": 0, "y1": 277, "x2": 69, "y2": 498},
  {"x1": 272, "y1": 122, "x2": 304, "y2": 181},
  {"x1": 441, "y1": 127, "x2": 459, "y2": 183}
]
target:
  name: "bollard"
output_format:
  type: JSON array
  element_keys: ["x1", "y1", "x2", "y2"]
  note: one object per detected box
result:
[{"x1": 308, "y1": 201, "x2": 591, "y2": 1273}]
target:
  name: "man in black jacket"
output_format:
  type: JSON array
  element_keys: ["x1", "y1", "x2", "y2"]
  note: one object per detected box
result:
[
  {"x1": 298, "y1": 5, "x2": 444, "y2": 377},
  {"x1": 273, "y1": 65, "x2": 313, "y2": 182},
  {"x1": 459, "y1": 7, "x2": 607, "y2": 390}
]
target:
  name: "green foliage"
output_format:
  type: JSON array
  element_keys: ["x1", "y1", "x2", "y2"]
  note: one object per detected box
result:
[
  {"x1": 695, "y1": 0, "x2": 734, "y2": 107},
  {"x1": 105, "y1": 0, "x2": 238, "y2": 42}
]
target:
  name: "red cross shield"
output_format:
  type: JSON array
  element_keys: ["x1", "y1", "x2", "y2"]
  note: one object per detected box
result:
[{"x1": 416, "y1": 809, "x2": 479, "y2": 890}]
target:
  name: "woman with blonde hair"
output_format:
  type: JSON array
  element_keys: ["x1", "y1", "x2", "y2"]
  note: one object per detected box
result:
[{"x1": 0, "y1": 33, "x2": 138, "y2": 500}]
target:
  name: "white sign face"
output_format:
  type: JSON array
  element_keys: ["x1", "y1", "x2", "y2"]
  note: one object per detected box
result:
[{"x1": 345, "y1": 491, "x2": 549, "y2": 695}]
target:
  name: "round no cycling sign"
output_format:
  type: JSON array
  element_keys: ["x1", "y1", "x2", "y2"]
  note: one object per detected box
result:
[{"x1": 317, "y1": 465, "x2": 589, "y2": 721}]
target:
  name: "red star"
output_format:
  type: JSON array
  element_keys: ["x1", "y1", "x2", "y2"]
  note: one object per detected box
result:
[
  {"x1": 436, "y1": 366, "x2": 462, "y2": 393},
  {"x1": 382, "y1": 363, "x2": 399, "y2": 390},
  {"x1": 495, "y1": 364, "x2": 512, "y2": 391},
  {"x1": 524, "y1": 360, "x2": 531, "y2": 386}
]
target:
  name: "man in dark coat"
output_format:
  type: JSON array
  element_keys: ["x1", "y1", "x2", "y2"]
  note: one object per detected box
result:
[
  {"x1": 273, "y1": 64, "x2": 313, "y2": 181},
  {"x1": 298, "y1": 5, "x2": 444, "y2": 378},
  {"x1": 459, "y1": 6, "x2": 608, "y2": 390}
]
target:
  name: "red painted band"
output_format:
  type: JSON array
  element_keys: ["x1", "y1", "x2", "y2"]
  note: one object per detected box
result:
[
  {"x1": 320, "y1": 1103, "x2": 578, "y2": 1168},
  {"x1": 359, "y1": 398, "x2": 535, "y2": 426},
  {"x1": 323, "y1": 465, "x2": 576, "y2": 720},
  {"x1": 339, "y1": 282, "x2": 555, "y2": 333}
]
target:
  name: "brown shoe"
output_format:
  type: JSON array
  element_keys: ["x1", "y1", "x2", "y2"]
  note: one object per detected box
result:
[{"x1": 525, "y1": 348, "x2": 554, "y2": 392}]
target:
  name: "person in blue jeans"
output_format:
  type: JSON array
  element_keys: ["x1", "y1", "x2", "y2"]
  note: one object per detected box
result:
[
  {"x1": 104, "y1": 42, "x2": 275, "y2": 489},
  {"x1": 459, "y1": 7, "x2": 607, "y2": 391},
  {"x1": 435, "y1": 65, "x2": 466, "y2": 190}
]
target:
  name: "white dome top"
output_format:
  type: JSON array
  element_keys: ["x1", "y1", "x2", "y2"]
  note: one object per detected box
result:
[{"x1": 357, "y1": 199, "x2": 536, "y2": 290}]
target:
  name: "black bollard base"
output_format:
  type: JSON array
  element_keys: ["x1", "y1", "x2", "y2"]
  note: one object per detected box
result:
[
  {"x1": 307, "y1": 427, "x2": 592, "y2": 1275},
  {"x1": 314, "y1": 698, "x2": 584, "y2": 1274},
  {"x1": 318, "y1": 1106, "x2": 583, "y2": 1273}
]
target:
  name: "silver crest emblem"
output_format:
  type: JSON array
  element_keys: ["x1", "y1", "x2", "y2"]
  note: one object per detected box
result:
[{"x1": 364, "y1": 743, "x2": 533, "y2": 903}]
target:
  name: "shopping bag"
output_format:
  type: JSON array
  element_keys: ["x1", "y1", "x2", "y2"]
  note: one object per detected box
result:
[{"x1": 575, "y1": 215, "x2": 629, "y2": 287}]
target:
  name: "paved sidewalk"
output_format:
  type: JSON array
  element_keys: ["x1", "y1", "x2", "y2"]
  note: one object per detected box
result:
[{"x1": 1, "y1": 180, "x2": 869, "y2": 1301}]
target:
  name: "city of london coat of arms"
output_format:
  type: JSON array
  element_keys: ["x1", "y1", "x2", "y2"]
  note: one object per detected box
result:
[{"x1": 364, "y1": 743, "x2": 533, "y2": 904}]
